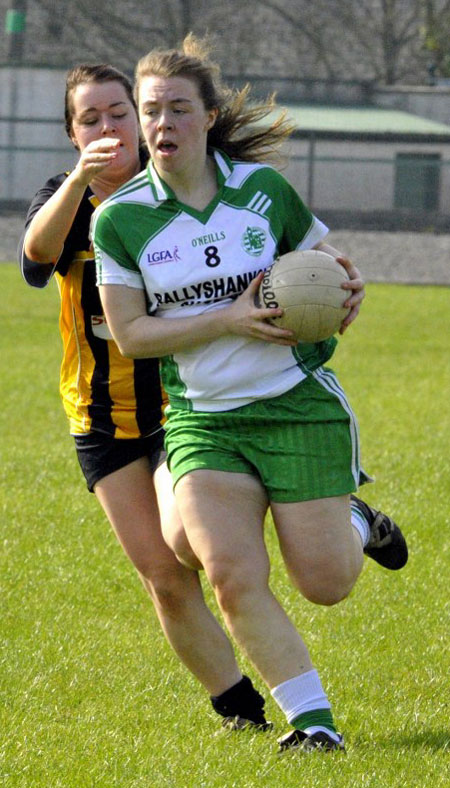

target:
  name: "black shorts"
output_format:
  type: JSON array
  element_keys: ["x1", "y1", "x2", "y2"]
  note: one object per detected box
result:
[{"x1": 74, "y1": 427, "x2": 166, "y2": 492}]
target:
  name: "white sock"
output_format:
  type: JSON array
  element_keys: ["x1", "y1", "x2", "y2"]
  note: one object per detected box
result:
[
  {"x1": 351, "y1": 502, "x2": 370, "y2": 547},
  {"x1": 270, "y1": 669, "x2": 330, "y2": 723},
  {"x1": 271, "y1": 669, "x2": 340, "y2": 742}
]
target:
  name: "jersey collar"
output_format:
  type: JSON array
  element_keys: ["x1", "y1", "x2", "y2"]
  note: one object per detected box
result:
[{"x1": 146, "y1": 148, "x2": 234, "y2": 202}]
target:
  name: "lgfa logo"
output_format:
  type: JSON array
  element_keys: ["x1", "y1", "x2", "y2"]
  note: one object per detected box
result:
[{"x1": 147, "y1": 246, "x2": 181, "y2": 265}]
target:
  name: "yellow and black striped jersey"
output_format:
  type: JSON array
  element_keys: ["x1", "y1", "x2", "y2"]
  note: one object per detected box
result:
[{"x1": 19, "y1": 171, "x2": 164, "y2": 438}]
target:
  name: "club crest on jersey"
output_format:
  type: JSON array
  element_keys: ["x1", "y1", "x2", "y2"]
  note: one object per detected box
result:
[
  {"x1": 241, "y1": 226, "x2": 266, "y2": 257},
  {"x1": 146, "y1": 246, "x2": 181, "y2": 265}
]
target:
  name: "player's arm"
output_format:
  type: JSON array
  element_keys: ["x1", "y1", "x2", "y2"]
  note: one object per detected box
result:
[
  {"x1": 24, "y1": 175, "x2": 87, "y2": 262},
  {"x1": 314, "y1": 240, "x2": 365, "y2": 333},
  {"x1": 24, "y1": 138, "x2": 120, "y2": 262},
  {"x1": 99, "y1": 276, "x2": 297, "y2": 359}
]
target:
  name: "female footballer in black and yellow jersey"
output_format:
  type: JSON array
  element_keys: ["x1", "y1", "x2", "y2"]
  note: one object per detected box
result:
[{"x1": 20, "y1": 171, "x2": 163, "y2": 441}]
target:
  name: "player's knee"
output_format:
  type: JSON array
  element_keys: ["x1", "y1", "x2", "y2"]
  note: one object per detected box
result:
[
  {"x1": 134, "y1": 550, "x2": 191, "y2": 611},
  {"x1": 143, "y1": 567, "x2": 192, "y2": 615},
  {"x1": 163, "y1": 523, "x2": 203, "y2": 570},
  {"x1": 303, "y1": 583, "x2": 352, "y2": 607},
  {"x1": 159, "y1": 511, "x2": 203, "y2": 570},
  {"x1": 208, "y1": 559, "x2": 266, "y2": 618},
  {"x1": 299, "y1": 568, "x2": 356, "y2": 606}
]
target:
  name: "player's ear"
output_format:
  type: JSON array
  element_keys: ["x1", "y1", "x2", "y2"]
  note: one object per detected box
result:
[
  {"x1": 205, "y1": 107, "x2": 218, "y2": 131},
  {"x1": 70, "y1": 132, "x2": 80, "y2": 150}
]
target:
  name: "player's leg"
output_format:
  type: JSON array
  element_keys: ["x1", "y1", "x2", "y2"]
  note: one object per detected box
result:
[
  {"x1": 270, "y1": 490, "x2": 406, "y2": 751},
  {"x1": 272, "y1": 494, "x2": 363, "y2": 606},
  {"x1": 152, "y1": 460, "x2": 270, "y2": 728},
  {"x1": 154, "y1": 460, "x2": 203, "y2": 570},
  {"x1": 174, "y1": 469, "x2": 314, "y2": 686},
  {"x1": 94, "y1": 456, "x2": 245, "y2": 695},
  {"x1": 174, "y1": 468, "x2": 344, "y2": 749},
  {"x1": 268, "y1": 475, "x2": 390, "y2": 606}
]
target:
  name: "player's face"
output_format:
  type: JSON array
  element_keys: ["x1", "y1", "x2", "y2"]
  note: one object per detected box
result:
[
  {"x1": 69, "y1": 80, "x2": 140, "y2": 173},
  {"x1": 138, "y1": 75, "x2": 217, "y2": 178}
]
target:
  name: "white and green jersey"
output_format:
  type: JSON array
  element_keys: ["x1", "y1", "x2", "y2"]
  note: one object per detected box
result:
[{"x1": 93, "y1": 149, "x2": 336, "y2": 412}]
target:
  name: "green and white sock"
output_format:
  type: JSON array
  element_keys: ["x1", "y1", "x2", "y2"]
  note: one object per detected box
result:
[
  {"x1": 292, "y1": 707, "x2": 338, "y2": 740},
  {"x1": 271, "y1": 669, "x2": 340, "y2": 742}
]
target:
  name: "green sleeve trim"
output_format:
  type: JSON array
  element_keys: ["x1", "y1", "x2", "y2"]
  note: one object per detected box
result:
[{"x1": 94, "y1": 210, "x2": 138, "y2": 272}]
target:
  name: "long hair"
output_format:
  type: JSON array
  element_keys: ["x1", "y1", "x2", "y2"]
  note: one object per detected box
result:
[{"x1": 134, "y1": 34, "x2": 295, "y2": 165}]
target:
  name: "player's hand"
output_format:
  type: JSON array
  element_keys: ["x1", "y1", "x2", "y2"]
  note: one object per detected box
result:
[
  {"x1": 336, "y1": 255, "x2": 365, "y2": 333},
  {"x1": 223, "y1": 273, "x2": 297, "y2": 345},
  {"x1": 72, "y1": 138, "x2": 121, "y2": 186}
]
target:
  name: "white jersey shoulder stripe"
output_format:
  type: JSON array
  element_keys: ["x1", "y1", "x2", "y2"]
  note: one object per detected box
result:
[
  {"x1": 148, "y1": 160, "x2": 172, "y2": 201},
  {"x1": 214, "y1": 150, "x2": 233, "y2": 179},
  {"x1": 248, "y1": 190, "x2": 272, "y2": 215},
  {"x1": 223, "y1": 160, "x2": 270, "y2": 190}
]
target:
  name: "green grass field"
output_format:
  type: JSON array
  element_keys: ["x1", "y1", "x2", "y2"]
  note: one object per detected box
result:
[{"x1": 1, "y1": 262, "x2": 449, "y2": 787}]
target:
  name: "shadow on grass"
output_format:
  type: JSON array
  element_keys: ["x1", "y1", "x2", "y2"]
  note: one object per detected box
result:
[{"x1": 357, "y1": 729, "x2": 450, "y2": 752}]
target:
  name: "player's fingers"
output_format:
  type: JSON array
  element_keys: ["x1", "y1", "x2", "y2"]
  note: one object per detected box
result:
[
  {"x1": 335, "y1": 254, "x2": 352, "y2": 269},
  {"x1": 246, "y1": 271, "x2": 267, "y2": 304},
  {"x1": 255, "y1": 305, "x2": 284, "y2": 320},
  {"x1": 341, "y1": 267, "x2": 365, "y2": 308},
  {"x1": 238, "y1": 273, "x2": 284, "y2": 318},
  {"x1": 86, "y1": 137, "x2": 121, "y2": 153},
  {"x1": 343, "y1": 287, "x2": 365, "y2": 309},
  {"x1": 339, "y1": 303, "x2": 361, "y2": 333},
  {"x1": 341, "y1": 276, "x2": 364, "y2": 291},
  {"x1": 253, "y1": 320, "x2": 296, "y2": 344},
  {"x1": 73, "y1": 155, "x2": 115, "y2": 185},
  {"x1": 248, "y1": 271, "x2": 265, "y2": 290},
  {"x1": 336, "y1": 255, "x2": 364, "y2": 283}
]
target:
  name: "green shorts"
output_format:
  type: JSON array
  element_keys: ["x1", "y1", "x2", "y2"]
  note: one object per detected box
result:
[{"x1": 165, "y1": 368, "x2": 362, "y2": 503}]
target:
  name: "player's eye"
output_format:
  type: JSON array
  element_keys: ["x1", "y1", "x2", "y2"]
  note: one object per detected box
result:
[{"x1": 112, "y1": 113, "x2": 127, "y2": 120}]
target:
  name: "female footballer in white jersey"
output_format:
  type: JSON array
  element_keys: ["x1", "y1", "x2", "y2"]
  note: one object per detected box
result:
[{"x1": 94, "y1": 35, "x2": 408, "y2": 753}]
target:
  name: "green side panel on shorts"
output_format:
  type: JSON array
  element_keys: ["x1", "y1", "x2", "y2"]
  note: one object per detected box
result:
[
  {"x1": 292, "y1": 337, "x2": 337, "y2": 375},
  {"x1": 160, "y1": 355, "x2": 192, "y2": 411}
]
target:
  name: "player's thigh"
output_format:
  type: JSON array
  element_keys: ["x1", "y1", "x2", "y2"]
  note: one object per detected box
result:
[
  {"x1": 154, "y1": 461, "x2": 203, "y2": 570},
  {"x1": 271, "y1": 494, "x2": 363, "y2": 603},
  {"x1": 174, "y1": 469, "x2": 270, "y2": 586},
  {"x1": 94, "y1": 456, "x2": 180, "y2": 576}
]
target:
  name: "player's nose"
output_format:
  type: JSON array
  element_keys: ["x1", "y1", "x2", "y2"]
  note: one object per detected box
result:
[
  {"x1": 157, "y1": 112, "x2": 173, "y2": 131},
  {"x1": 101, "y1": 115, "x2": 116, "y2": 135}
]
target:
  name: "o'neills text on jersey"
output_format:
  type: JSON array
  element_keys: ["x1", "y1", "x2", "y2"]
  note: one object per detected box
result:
[{"x1": 191, "y1": 231, "x2": 226, "y2": 247}]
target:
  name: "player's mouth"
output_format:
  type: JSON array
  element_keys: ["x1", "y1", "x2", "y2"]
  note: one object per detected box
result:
[{"x1": 157, "y1": 140, "x2": 178, "y2": 155}]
